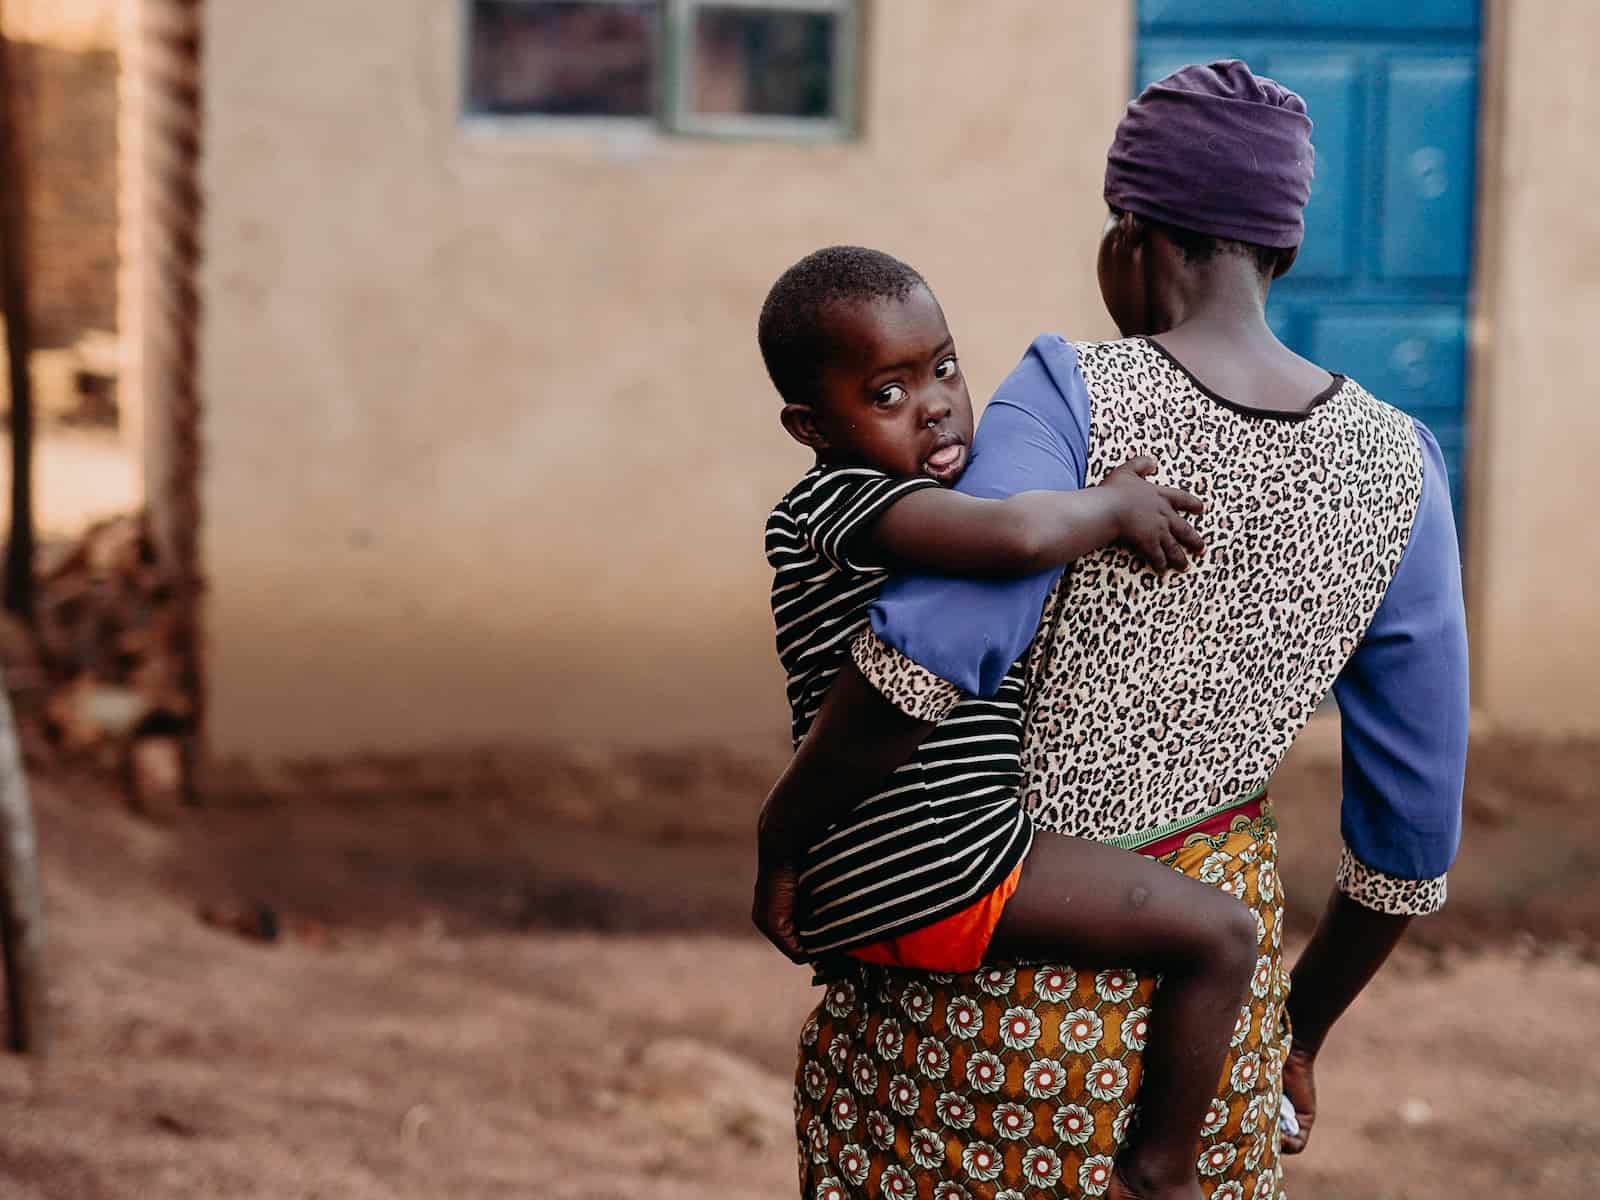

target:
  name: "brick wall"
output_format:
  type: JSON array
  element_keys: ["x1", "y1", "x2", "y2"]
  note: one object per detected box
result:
[
  {"x1": 9, "y1": 0, "x2": 119, "y2": 349},
  {"x1": 15, "y1": 39, "x2": 119, "y2": 348},
  {"x1": 120, "y1": 0, "x2": 203, "y2": 780}
]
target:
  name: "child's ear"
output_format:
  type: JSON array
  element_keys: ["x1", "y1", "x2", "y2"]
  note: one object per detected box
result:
[{"x1": 780, "y1": 403, "x2": 830, "y2": 451}]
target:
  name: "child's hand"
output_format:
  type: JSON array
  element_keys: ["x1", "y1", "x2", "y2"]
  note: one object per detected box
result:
[
  {"x1": 1102, "y1": 456, "x2": 1206, "y2": 570},
  {"x1": 752, "y1": 858, "x2": 808, "y2": 964}
]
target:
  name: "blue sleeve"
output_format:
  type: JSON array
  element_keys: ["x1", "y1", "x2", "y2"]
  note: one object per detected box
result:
[
  {"x1": 1331, "y1": 420, "x2": 1469, "y2": 888},
  {"x1": 866, "y1": 335, "x2": 1092, "y2": 697}
]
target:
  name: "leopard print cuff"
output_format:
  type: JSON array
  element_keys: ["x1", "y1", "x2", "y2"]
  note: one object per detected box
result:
[
  {"x1": 850, "y1": 631, "x2": 963, "y2": 724},
  {"x1": 1336, "y1": 847, "x2": 1448, "y2": 915}
]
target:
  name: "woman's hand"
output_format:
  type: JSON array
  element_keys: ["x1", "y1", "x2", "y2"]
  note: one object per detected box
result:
[
  {"x1": 1281, "y1": 889, "x2": 1413, "y2": 1156},
  {"x1": 752, "y1": 857, "x2": 807, "y2": 964},
  {"x1": 750, "y1": 664, "x2": 940, "y2": 968},
  {"x1": 1279, "y1": 1044, "x2": 1317, "y2": 1154}
]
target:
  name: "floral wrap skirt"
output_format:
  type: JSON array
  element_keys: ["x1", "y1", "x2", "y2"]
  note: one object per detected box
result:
[{"x1": 794, "y1": 808, "x2": 1290, "y2": 1200}]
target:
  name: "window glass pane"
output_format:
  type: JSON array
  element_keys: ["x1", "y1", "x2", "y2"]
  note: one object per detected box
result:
[
  {"x1": 467, "y1": 1, "x2": 658, "y2": 116},
  {"x1": 688, "y1": 6, "x2": 839, "y2": 119}
]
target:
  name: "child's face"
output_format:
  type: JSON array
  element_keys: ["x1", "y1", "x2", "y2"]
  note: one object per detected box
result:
[{"x1": 787, "y1": 287, "x2": 975, "y2": 485}]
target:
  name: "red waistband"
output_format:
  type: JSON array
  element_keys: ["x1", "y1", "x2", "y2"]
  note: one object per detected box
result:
[{"x1": 1136, "y1": 792, "x2": 1268, "y2": 860}]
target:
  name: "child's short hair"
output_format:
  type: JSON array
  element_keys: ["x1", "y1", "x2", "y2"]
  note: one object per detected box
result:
[{"x1": 758, "y1": 245, "x2": 928, "y2": 408}]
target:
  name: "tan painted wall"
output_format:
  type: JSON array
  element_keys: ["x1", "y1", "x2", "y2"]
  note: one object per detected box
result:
[
  {"x1": 8, "y1": 0, "x2": 116, "y2": 50},
  {"x1": 199, "y1": 1, "x2": 1134, "y2": 757},
  {"x1": 1469, "y1": 0, "x2": 1600, "y2": 732}
]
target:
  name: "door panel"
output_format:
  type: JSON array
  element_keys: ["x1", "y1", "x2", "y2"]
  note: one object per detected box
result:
[
  {"x1": 1135, "y1": 1, "x2": 1481, "y2": 523},
  {"x1": 1262, "y1": 53, "x2": 1360, "y2": 280},
  {"x1": 1379, "y1": 58, "x2": 1477, "y2": 281},
  {"x1": 1140, "y1": 0, "x2": 1479, "y2": 34}
]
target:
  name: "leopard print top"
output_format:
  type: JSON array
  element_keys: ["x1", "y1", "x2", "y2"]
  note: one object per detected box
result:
[
  {"x1": 1012, "y1": 337, "x2": 1422, "y2": 839},
  {"x1": 858, "y1": 337, "x2": 1438, "y2": 912}
]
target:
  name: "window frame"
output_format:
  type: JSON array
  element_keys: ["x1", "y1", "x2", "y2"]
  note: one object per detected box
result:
[
  {"x1": 459, "y1": 0, "x2": 662, "y2": 130},
  {"x1": 661, "y1": 0, "x2": 860, "y2": 141},
  {"x1": 459, "y1": 0, "x2": 861, "y2": 141}
]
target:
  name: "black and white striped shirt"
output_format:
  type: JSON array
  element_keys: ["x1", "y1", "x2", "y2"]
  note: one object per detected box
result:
[{"x1": 766, "y1": 466, "x2": 1034, "y2": 956}]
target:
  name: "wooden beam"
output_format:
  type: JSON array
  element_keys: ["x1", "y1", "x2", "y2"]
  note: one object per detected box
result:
[{"x1": 0, "y1": 0, "x2": 34, "y2": 622}]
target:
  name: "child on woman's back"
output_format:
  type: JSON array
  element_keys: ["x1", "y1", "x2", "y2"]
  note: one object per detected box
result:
[{"x1": 754, "y1": 246, "x2": 1258, "y2": 1200}]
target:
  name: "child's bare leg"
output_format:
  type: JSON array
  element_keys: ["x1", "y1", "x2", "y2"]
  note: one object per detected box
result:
[{"x1": 986, "y1": 830, "x2": 1257, "y2": 1200}]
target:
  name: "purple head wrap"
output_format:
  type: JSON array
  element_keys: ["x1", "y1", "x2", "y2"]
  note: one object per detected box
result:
[{"x1": 1104, "y1": 60, "x2": 1314, "y2": 250}]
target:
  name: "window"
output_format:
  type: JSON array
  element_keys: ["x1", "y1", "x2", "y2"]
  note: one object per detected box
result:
[
  {"x1": 464, "y1": 0, "x2": 860, "y2": 139},
  {"x1": 466, "y1": 1, "x2": 658, "y2": 118}
]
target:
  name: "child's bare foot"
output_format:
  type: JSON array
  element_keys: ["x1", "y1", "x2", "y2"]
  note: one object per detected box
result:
[{"x1": 1107, "y1": 1163, "x2": 1204, "y2": 1200}]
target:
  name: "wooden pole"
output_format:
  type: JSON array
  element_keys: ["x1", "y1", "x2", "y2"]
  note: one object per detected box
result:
[
  {"x1": 0, "y1": 672, "x2": 44, "y2": 1055},
  {"x1": 0, "y1": 4, "x2": 45, "y2": 1057},
  {"x1": 0, "y1": 1, "x2": 34, "y2": 622}
]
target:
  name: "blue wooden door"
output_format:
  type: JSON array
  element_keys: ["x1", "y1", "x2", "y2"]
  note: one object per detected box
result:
[{"x1": 1136, "y1": 0, "x2": 1482, "y2": 520}]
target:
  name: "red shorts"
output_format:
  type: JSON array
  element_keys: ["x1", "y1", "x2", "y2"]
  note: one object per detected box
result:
[
  {"x1": 841, "y1": 790, "x2": 1268, "y2": 974},
  {"x1": 846, "y1": 859, "x2": 1026, "y2": 974}
]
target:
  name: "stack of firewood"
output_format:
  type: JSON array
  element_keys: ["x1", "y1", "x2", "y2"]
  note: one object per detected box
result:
[{"x1": 0, "y1": 513, "x2": 189, "y2": 804}]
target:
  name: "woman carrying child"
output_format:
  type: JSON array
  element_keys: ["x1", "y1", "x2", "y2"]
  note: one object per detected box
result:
[{"x1": 757, "y1": 62, "x2": 1467, "y2": 1199}]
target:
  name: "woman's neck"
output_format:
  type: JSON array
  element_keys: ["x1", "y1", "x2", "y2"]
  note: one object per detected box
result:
[
  {"x1": 1150, "y1": 260, "x2": 1331, "y2": 412},
  {"x1": 1157, "y1": 256, "x2": 1274, "y2": 348}
]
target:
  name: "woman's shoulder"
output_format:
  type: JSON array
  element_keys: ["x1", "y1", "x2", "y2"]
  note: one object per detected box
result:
[
  {"x1": 1048, "y1": 334, "x2": 1164, "y2": 384},
  {"x1": 1330, "y1": 375, "x2": 1433, "y2": 465},
  {"x1": 1012, "y1": 332, "x2": 1145, "y2": 366}
]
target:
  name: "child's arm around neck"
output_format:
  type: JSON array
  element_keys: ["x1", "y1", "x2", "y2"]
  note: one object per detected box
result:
[{"x1": 863, "y1": 456, "x2": 1205, "y2": 576}]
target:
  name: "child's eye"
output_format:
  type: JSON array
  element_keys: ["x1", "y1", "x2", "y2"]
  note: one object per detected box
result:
[
  {"x1": 876, "y1": 384, "x2": 908, "y2": 406},
  {"x1": 934, "y1": 357, "x2": 959, "y2": 381}
]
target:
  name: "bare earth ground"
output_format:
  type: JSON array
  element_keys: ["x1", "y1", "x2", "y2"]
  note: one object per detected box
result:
[{"x1": 1, "y1": 728, "x2": 1597, "y2": 1198}]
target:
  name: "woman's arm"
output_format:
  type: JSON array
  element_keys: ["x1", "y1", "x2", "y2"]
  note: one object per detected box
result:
[
  {"x1": 865, "y1": 456, "x2": 1205, "y2": 576},
  {"x1": 757, "y1": 662, "x2": 932, "y2": 856},
  {"x1": 1280, "y1": 891, "x2": 1412, "y2": 1153},
  {"x1": 1285, "y1": 421, "x2": 1468, "y2": 1153},
  {"x1": 753, "y1": 662, "x2": 937, "y2": 961}
]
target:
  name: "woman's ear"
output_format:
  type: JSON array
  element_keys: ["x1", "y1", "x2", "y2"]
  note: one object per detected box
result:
[
  {"x1": 1118, "y1": 210, "x2": 1148, "y2": 252},
  {"x1": 1271, "y1": 245, "x2": 1299, "y2": 280},
  {"x1": 780, "y1": 403, "x2": 829, "y2": 451}
]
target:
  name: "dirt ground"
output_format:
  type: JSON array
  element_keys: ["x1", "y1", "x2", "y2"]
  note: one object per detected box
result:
[{"x1": 0, "y1": 728, "x2": 1597, "y2": 1198}]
